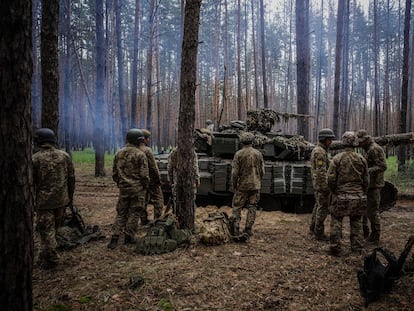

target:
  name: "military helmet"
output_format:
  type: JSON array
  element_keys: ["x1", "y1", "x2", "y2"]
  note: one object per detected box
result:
[
  {"x1": 318, "y1": 128, "x2": 335, "y2": 142},
  {"x1": 341, "y1": 131, "x2": 356, "y2": 147},
  {"x1": 34, "y1": 128, "x2": 56, "y2": 145},
  {"x1": 206, "y1": 119, "x2": 213, "y2": 125},
  {"x1": 356, "y1": 129, "x2": 371, "y2": 143},
  {"x1": 239, "y1": 132, "x2": 254, "y2": 145},
  {"x1": 142, "y1": 129, "x2": 151, "y2": 138},
  {"x1": 126, "y1": 128, "x2": 145, "y2": 145}
]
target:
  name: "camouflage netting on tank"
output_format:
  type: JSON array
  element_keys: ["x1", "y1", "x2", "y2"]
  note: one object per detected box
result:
[{"x1": 246, "y1": 109, "x2": 280, "y2": 133}]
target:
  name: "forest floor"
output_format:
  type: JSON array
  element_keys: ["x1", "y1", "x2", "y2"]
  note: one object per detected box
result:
[{"x1": 32, "y1": 164, "x2": 414, "y2": 311}]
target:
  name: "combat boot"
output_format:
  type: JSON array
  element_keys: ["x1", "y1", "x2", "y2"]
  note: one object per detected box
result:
[
  {"x1": 107, "y1": 236, "x2": 119, "y2": 249},
  {"x1": 124, "y1": 235, "x2": 137, "y2": 244}
]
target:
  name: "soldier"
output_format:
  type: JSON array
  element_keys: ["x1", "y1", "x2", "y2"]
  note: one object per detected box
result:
[
  {"x1": 229, "y1": 132, "x2": 265, "y2": 237},
  {"x1": 206, "y1": 119, "x2": 215, "y2": 132},
  {"x1": 140, "y1": 129, "x2": 164, "y2": 221},
  {"x1": 167, "y1": 146, "x2": 200, "y2": 212},
  {"x1": 107, "y1": 129, "x2": 149, "y2": 249},
  {"x1": 32, "y1": 128, "x2": 75, "y2": 269},
  {"x1": 357, "y1": 129, "x2": 387, "y2": 244},
  {"x1": 309, "y1": 128, "x2": 335, "y2": 241},
  {"x1": 327, "y1": 131, "x2": 369, "y2": 256}
]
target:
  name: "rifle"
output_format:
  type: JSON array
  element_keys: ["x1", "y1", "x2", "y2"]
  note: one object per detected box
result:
[{"x1": 67, "y1": 203, "x2": 86, "y2": 234}]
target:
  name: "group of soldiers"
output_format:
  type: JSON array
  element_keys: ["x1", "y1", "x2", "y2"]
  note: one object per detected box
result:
[
  {"x1": 309, "y1": 128, "x2": 387, "y2": 256},
  {"x1": 32, "y1": 127, "x2": 182, "y2": 268}
]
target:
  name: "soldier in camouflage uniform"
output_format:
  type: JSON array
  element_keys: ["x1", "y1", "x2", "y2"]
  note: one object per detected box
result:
[
  {"x1": 309, "y1": 128, "x2": 335, "y2": 241},
  {"x1": 357, "y1": 129, "x2": 387, "y2": 244},
  {"x1": 139, "y1": 129, "x2": 164, "y2": 222},
  {"x1": 230, "y1": 132, "x2": 265, "y2": 237},
  {"x1": 107, "y1": 129, "x2": 149, "y2": 249},
  {"x1": 33, "y1": 128, "x2": 75, "y2": 269},
  {"x1": 327, "y1": 131, "x2": 369, "y2": 256},
  {"x1": 167, "y1": 146, "x2": 200, "y2": 211}
]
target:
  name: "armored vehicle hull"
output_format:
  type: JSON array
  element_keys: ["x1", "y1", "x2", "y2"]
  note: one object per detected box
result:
[{"x1": 157, "y1": 110, "x2": 401, "y2": 212}]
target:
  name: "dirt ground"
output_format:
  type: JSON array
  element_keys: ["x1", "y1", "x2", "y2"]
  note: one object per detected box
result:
[{"x1": 32, "y1": 165, "x2": 414, "y2": 311}]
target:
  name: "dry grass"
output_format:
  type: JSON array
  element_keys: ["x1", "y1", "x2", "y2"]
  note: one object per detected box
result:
[{"x1": 33, "y1": 167, "x2": 414, "y2": 311}]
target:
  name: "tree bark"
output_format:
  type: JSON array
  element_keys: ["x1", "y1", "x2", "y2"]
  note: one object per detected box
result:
[
  {"x1": 295, "y1": 0, "x2": 310, "y2": 139},
  {"x1": 41, "y1": 0, "x2": 60, "y2": 136},
  {"x1": 95, "y1": 0, "x2": 106, "y2": 176},
  {"x1": 0, "y1": 0, "x2": 34, "y2": 309},
  {"x1": 176, "y1": 0, "x2": 201, "y2": 230}
]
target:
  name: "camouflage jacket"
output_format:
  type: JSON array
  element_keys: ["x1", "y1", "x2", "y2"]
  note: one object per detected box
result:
[
  {"x1": 310, "y1": 142, "x2": 330, "y2": 193},
  {"x1": 167, "y1": 147, "x2": 200, "y2": 185},
  {"x1": 112, "y1": 143, "x2": 149, "y2": 192},
  {"x1": 139, "y1": 144, "x2": 161, "y2": 186},
  {"x1": 363, "y1": 139, "x2": 386, "y2": 189},
  {"x1": 33, "y1": 144, "x2": 75, "y2": 210},
  {"x1": 327, "y1": 148, "x2": 369, "y2": 194},
  {"x1": 231, "y1": 145, "x2": 265, "y2": 191}
]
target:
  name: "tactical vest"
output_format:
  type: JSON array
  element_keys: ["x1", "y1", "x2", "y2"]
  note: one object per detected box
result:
[{"x1": 136, "y1": 216, "x2": 192, "y2": 255}]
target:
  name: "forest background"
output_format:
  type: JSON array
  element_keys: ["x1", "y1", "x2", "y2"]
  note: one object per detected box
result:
[{"x1": 31, "y1": 0, "x2": 414, "y2": 161}]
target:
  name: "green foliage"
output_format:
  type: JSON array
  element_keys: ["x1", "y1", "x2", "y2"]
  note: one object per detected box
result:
[
  {"x1": 385, "y1": 156, "x2": 414, "y2": 193},
  {"x1": 158, "y1": 299, "x2": 174, "y2": 311},
  {"x1": 71, "y1": 148, "x2": 114, "y2": 167},
  {"x1": 78, "y1": 296, "x2": 92, "y2": 304}
]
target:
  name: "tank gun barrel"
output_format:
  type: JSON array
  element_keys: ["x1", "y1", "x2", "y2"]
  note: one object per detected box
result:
[{"x1": 329, "y1": 132, "x2": 414, "y2": 150}]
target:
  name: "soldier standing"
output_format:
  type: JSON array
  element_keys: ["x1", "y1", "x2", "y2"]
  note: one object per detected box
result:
[
  {"x1": 167, "y1": 146, "x2": 200, "y2": 212},
  {"x1": 107, "y1": 129, "x2": 149, "y2": 249},
  {"x1": 33, "y1": 128, "x2": 75, "y2": 269},
  {"x1": 327, "y1": 131, "x2": 369, "y2": 256},
  {"x1": 140, "y1": 129, "x2": 164, "y2": 221},
  {"x1": 309, "y1": 128, "x2": 335, "y2": 241},
  {"x1": 230, "y1": 132, "x2": 265, "y2": 237},
  {"x1": 357, "y1": 129, "x2": 387, "y2": 244}
]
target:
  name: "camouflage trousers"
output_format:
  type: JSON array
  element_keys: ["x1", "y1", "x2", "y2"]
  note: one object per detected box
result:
[
  {"x1": 310, "y1": 191, "x2": 330, "y2": 235},
  {"x1": 330, "y1": 214, "x2": 363, "y2": 252},
  {"x1": 363, "y1": 188, "x2": 381, "y2": 239},
  {"x1": 231, "y1": 189, "x2": 260, "y2": 233},
  {"x1": 36, "y1": 207, "x2": 65, "y2": 266},
  {"x1": 112, "y1": 189, "x2": 146, "y2": 237},
  {"x1": 141, "y1": 184, "x2": 165, "y2": 222}
]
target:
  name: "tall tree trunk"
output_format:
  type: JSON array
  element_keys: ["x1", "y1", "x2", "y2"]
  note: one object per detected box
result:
[
  {"x1": 251, "y1": 0, "x2": 259, "y2": 109},
  {"x1": 236, "y1": 0, "x2": 243, "y2": 120},
  {"x1": 332, "y1": 0, "x2": 345, "y2": 136},
  {"x1": 373, "y1": 0, "x2": 381, "y2": 136},
  {"x1": 63, "y1": 0, "x2": 72, "y2": 154},
  {"x1": 41, "y1": 0, "x2": 60, "y2": 136},
  {"x1": 146, "y1": 0, "x2": 156, "y2": 133},
  {"x1": 213, "y1": 2, "x2": 221, "y2": 126},
  {"x1": 340, "y1": 0, "x2": 350, "y2": 133},
  {"x1": 95, "y1": 0, "x2": 106, "y2": 177},
  {"x1": 0, "y1": 0, "x2": 34, "y2": 309},
  {"x1": 259, "y1": 0, "x2": 268, "y2": 108},
  {"x1": 131, "y1": 0, "x2": 140, "y2": 128},
  {"x1": 32, "y1": 0, "x2": 41, "y2": 128},
  {"x1": 295, "y1": 0, "x2": 310, "y2": 139},
  {"x1": 176, "y1": 0, "x2": 201, "y2": 230},
  {"x1": 398, "y1": 0, "x2": 411, "y2": 170},
  {"x1": 115, "y1": 0, "x2": 128, "y2": 139},
  {"x1": 314, "y1": 0, "x2": 324, "y2": 140}
]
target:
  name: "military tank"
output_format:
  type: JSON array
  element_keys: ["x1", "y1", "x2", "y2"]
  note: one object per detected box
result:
[{"x1": 156, "y1": 109, "x2": 401, "y2": 213}]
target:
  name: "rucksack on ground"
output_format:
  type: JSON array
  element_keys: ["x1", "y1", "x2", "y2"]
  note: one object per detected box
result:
[
  {"x1": 198, "y1": 211, "x2": 232, "y2": 245},
  {"x1": 357, "y1": 236, "x2": 414, "y2": 307}
]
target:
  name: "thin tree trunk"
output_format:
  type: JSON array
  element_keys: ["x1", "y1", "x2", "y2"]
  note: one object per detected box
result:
[
  {"x1": 94, "y1": 0, "x2": 106, "y2": 177},
  {"x1": 259, "y1": 0, "x2": 268, "y2": 108},
  {"x1": 332, "y1": 0, "x2": 345, "y2": 136},
  {"x1": 176, "y1": 0, "x2": 201, "y2": 230},
  {"x1": 41, "y1": 0, "x2": 60, "y2": 136},
  {"x1": 131, "y1": 0, "x2": 140, "y2": 128}
]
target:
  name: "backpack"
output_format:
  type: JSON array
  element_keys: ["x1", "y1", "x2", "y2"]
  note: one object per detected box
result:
[
  {"x1": 357, "y1": 236, "x2": 414, "y2": 307},
  {"x1": 199, "y1": 211, "x2": 232, "y2": 245},
  {"x1": 136, "y1": 215, "x2": 192, "y2": 255}
]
